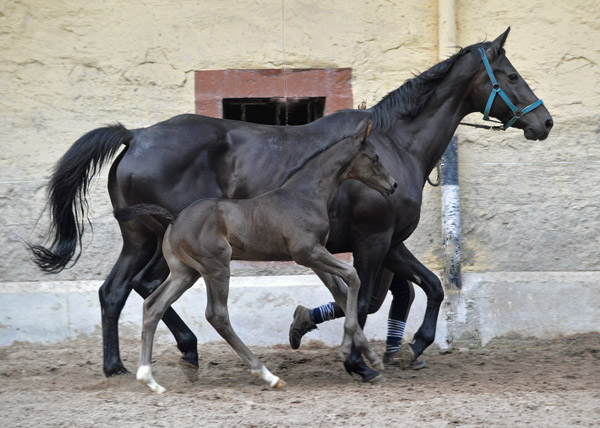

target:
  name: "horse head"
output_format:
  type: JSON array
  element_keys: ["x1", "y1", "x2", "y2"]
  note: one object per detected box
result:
[
  {"x1": 468, "y1": 28, "x2": 553, "y2": 140},
  {"x1": 346, "y1": 119, "x2": 398, "y2": 198}
]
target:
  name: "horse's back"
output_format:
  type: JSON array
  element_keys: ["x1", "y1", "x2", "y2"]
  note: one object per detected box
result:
[{"x1": 115, "y1": 110, "x2": 373, "y2": 210}]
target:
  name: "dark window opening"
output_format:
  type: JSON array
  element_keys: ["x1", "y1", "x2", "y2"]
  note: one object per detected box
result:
[{"x1": 222, "y1": 97, "x2": 326, "y2": 126}]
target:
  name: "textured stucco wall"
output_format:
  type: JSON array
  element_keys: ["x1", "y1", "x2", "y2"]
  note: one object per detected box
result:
[
  {"x1": 0, "y1": 0, "x2": 598, "y2": 285},
  {"x1": 0, "y1": 0, "x2": 438, "y2": 282},
  {"x1": 455, "y1": 2, "x2": 600, "y2": 272}
]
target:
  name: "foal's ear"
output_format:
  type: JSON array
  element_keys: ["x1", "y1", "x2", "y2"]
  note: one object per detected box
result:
[{"x1": 364, "y1": 121, "x2": 373, "y2": 140}]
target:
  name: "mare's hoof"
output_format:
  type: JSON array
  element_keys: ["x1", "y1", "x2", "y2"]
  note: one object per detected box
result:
[
  {"x1": 383, "y1": 342, "x2": 416, "y2": 370},
  {"x1": 179, "y1": 359, "x2": 199, "y2": 382},
  {"x1": 181, "y1": 352, "x2": 200, "y2": 368},
  {"x1": 104, "y1": 365, "x2": 131, "y2": 378},
  {"x1": 410, "y1": 358, "x2": 427, "y2": 370}
]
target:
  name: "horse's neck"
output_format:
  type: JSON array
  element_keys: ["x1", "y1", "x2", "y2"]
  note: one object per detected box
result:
[
  {"x1": 281, "y1": 141, "x2": 356, "y2": 208},
  {"x1": 389, "y1": 69, "x2": 475, "y2": 177}
]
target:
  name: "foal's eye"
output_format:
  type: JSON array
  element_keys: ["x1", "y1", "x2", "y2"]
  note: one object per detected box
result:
[
  {"x1": 371, "y1": 155, "x2": 379, "y2": 164},
  {"x1": 508, "y1": 73, "x2": 518, "y2": 82}
]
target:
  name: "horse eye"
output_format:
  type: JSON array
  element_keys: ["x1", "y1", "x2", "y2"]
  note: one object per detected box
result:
[
  {"x1": 371, "y1": 155, "x2": 379, "y2": 164},
  {"x1": 508, "y1": 73, "x2": 518, "y2": 82}
]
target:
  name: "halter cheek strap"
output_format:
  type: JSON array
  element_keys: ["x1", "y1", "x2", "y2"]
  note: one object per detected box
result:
[{"x1": 479, "y1": 47, "x2": 544, "y2": 130}]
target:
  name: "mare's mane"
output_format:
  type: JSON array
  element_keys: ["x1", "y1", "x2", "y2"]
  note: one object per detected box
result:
[{"x1": 372, "y1": 41, "x2": 498, "y2": 130}]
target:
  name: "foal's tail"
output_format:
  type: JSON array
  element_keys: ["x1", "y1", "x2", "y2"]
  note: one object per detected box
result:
[
  {"x1": 28, "y1": 124, "x2": 132, "y2": 273},
  {"x1": 113, "y1": 204, "x2": 176, "y2": 223}
]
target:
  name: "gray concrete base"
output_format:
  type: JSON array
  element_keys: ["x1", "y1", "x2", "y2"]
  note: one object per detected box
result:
[{"x1": 1, "y1": 272, "x2": 598, "y2": 348}]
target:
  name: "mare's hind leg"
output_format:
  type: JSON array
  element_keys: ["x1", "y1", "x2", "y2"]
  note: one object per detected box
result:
[
  {"x1": 136, "y1": 258, "x2": 200, "y2": 394},
  {"x1": 203, "y1": 269, "x2": 285, "y2": 389},
  {"x1": 99, "y1": 225, "x2": 156, "y2": 377},
  {"x1": 312, "y1": 270, "x2": 383, "y2": 371}
]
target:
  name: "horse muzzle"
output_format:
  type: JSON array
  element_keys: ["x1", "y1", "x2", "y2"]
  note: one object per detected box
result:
[
  {"x1": 383, "y1": 180, "x2": 398, "y2": 198},
  {"x1": 524, "y1": 116, "x2": 553, "y2": 141}
]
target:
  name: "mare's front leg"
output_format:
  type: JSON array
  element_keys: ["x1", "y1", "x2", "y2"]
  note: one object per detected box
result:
[
  {"x1": 136, "y1": 260, "x2": 200, "y2": 394},
  {"x1": 383, "y1": 242, "x2": 444, "y2": 361},
  {"x1": 203, "y1": 269, "x2": 285, "y2": 389}
]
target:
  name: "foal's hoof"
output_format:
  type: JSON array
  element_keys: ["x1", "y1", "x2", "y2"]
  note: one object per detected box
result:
[
  {"x1": 343, "y1": 359, "x2": 382, "y2": 384},
  {"x1": 371, "y1": 357, "x2": 385, "y2": 372},
  {"x1": 271, "y1": 377, "x2": 286, "y2": 389},
  {"x1": 365, "y1": 373, "x2": 386, "y2": 384}
]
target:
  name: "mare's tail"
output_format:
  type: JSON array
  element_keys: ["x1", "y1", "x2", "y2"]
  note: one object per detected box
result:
[
  {"x1": 113, "y1": 204, "x2": 176, "y2": 223},
  {"x1": 28, "y1": 124, "x2": 132, "y2": 273}
]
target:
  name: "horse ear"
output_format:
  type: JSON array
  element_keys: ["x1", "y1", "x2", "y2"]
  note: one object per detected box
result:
[
  {"x1": 353, "y1": 119, "x2": 370, "y2": 142},
  {"x1": 364, "y1": 121, "x2": 373, "y2": 139},
  {"x1": 487, "y1": 27, "x2": 510, "y2": 57}
]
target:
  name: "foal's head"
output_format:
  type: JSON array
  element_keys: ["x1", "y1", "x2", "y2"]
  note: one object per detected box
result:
[{"x1": 345, "y1": 120, "x2": 398, "y2": 198}]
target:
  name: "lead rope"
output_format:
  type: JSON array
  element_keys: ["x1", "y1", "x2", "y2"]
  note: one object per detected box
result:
[
  {"x1": 459, "y1": 121, "x2": 505, "y2": 131},
  {"x1": 427, "y1": 161, "x2": 441, "y2": 187}
]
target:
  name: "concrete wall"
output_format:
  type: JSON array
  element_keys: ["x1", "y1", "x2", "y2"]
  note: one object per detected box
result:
[{"x1": 1, "y1": 1, "x2": 599, "y2": 346}]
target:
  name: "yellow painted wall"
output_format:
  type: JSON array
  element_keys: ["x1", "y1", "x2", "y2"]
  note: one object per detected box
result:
[{"x1": 0, "y1": 0, "x2": 598, "y2": 281}]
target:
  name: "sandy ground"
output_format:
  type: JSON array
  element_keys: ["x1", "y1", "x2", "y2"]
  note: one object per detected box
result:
[{"x1": 0, "y1": 333, "x2": 598, "y2": 428}]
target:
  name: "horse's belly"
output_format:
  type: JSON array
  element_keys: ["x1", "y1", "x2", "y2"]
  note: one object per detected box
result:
[{"x1": 229, "y1": 243, "x2": 292, "y2": 262}]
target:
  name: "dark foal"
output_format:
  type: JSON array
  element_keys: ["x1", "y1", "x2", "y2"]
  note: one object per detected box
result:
[
  {"x1": 31, "y1": 28, "x2": 552, "y2": 382},
  {"x1": 116, "y1": 120, "x2": 397, "y2": 392}
]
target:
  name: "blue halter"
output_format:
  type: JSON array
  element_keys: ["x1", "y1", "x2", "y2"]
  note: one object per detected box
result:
[{"x1": 479, "y1": 47, "x2": 544, "y2": 130}]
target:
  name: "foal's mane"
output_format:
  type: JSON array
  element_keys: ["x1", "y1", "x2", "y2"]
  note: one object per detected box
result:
[
  {"x1": 372, "y1": 41, "x2": 495, "y2": 130},
  {"x1": 274, "y1": 129, "x2": 363, "y2": 189}
]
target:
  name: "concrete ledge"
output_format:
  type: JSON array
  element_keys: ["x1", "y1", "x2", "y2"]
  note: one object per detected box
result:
[
  {"x1": 1, "y1": 272, "x2": 598, "y2": 348},
  {"x1": 451, "y1": 271, "x2": 600, "y2": 345}
]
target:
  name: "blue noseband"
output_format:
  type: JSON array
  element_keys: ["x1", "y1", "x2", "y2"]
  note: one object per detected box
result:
[{"x1": 479, "y1": 47, "x2": 544, "y2": 130}]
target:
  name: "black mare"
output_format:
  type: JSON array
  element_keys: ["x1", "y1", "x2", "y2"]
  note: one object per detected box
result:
[{"x1": 30, "y1": 29, "x2": 552, "y2": 382}]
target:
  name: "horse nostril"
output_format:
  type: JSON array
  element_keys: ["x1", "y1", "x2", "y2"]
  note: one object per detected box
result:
[
  {"x1": 393, "y1": 182, "x2": 398, "y2": 189},
  {"x1": 545, "y1": 118, "x2": 554, "y2": 130}
]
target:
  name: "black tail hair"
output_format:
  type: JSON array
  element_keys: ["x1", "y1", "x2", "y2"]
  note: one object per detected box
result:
[{"x1": 28, "y1": 124, "x2": 132, "y2": 273}]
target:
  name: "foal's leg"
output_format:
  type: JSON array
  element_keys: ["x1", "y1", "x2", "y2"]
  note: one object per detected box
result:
[
  {"x1": 203, "y1": 269, "x2": 285, "y2": 389},
  {"x1": 312, "y1": 270, "x2": 383, "y2": 371},
  {"x1": 339, "y1": 235, "x2": 391, "y2": 382},
  {"x1": 130, "y1": 250, "x2": 199, "y2": 369},
  {"x1": 136, "y1": 259, "x2": 200, "y2": 394},
  {"x1": 299, "y1": 245, "x2": 377, "y2": 367}
]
